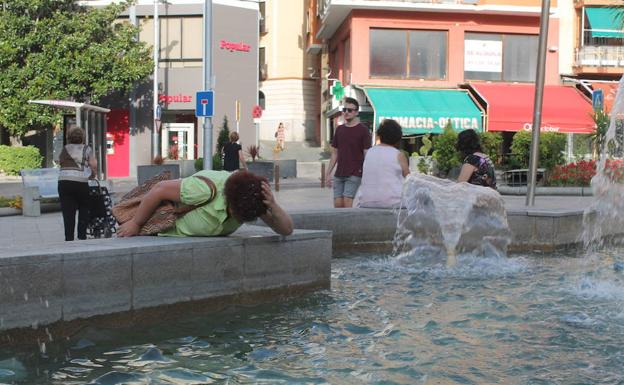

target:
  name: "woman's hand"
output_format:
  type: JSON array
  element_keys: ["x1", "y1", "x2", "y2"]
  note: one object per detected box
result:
[
  {"x1": 259, "y1": 181, "x2": 294, "y2": 236},
  {"x1": 117, "y1": 220, "x2": 140, "y2": 237},
  {"x1": 261, "y1": 181, "x2": 276, "y2": 208}
]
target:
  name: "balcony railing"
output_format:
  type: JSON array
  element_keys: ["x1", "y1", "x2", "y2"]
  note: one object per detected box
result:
[
  {"x1": 318, "y1": 0, "x2": 478, "y2": 18},
  {"x1": 576, "y1": 45, "x2": 624, "y2": 67}
]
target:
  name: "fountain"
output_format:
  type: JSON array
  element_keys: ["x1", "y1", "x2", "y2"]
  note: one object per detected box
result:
[
  {"x1": 583, "y1": 76, "x2": 624, "y2": 249},
  {"x1": 393, "y1": 174, "x2": 511, "y2": 266}
]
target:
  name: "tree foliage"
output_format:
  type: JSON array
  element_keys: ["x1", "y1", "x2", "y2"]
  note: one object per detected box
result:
[{"x1": 0, "y1": 0, "x2": 153, "y2": 135}]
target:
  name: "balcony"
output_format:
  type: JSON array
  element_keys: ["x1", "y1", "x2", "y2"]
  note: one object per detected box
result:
[{"x1": 575, "y1": 46, "x2": 624, "y2": 73}]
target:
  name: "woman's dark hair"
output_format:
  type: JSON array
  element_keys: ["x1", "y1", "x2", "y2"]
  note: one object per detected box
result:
[
  {"x1": 224, "y1": 171, "x2": 268, "y2": 222},
  {"x1": 456, "y1": 129, "x2": 482, "y2": 157},
  {"x1": 376, "y1": 119, "x2": 403, "y2": 147},
  {"x1": 67, "y1": 127, "x2": 85, "y2": 144}
]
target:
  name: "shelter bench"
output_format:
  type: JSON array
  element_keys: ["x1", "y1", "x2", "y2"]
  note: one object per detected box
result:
[{"x1": 19, "y1": 168, "x2": 60, "y2": 217}]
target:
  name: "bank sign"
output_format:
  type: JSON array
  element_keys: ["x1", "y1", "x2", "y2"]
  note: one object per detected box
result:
[{"x1": 377, "y1": 115, "x2": 482, "y2": 134}]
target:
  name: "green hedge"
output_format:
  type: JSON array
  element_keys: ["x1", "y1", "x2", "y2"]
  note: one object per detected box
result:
[
  {"x1": 0, "y1": 145, "x2": 43, "y2": 175},
  {"x1": 509, "y1": 131, "x2": 566, "y2": 170}
]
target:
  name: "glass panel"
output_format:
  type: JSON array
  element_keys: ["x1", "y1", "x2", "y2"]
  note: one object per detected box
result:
[
  {"x1": 464, "y1": 33, "x2": 502, "y2": 81},
  {"x1": 503, "y1": 34, "x2": 538, "y2": 82},
  {"x1": 182, "y1": 17, "x2": 202, "y2": 59},
  {"x1": 409, "y1": 30, "x2": 447, "y2": 79},
  {"x1": 370, "y1": 29, "x2": 407, "y2": 77},
  {"x1": 343, "y1": 37, "x2": 351, "y2": 84},
  {"x1": 160, "y1": 17, "x2": 182, "y2": 60},
  {"x1": 139, "y1": 17, "x2": 154, "y2": 47}
]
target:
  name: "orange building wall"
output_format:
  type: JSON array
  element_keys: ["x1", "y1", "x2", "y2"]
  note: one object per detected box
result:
[{"x1": 331, "y1": 10, "x2": 560, "y2": 88}]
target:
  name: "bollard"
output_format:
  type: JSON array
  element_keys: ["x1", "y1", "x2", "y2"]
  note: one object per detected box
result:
[
  {"x1": 320, "y1": 162, "x2": 326, "y2": 188},
  {"x1": 22, "y1": 186, "x2": 41, "y2": 217},
  {"x1": 274, "y1": 164, "x2": 280, "y2": 192}
]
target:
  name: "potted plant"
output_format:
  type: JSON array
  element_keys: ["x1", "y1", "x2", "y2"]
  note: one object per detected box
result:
[
  {"x1": 137, "y1": 155, "x2": 180, "y2": 185},
  {"x1": 246, "y1": 145, "x2": 275, "y2": 181}
]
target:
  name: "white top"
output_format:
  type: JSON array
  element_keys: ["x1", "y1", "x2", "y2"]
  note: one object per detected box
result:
[{"x1": 357, "y1": 145, "x2": 405, "y2": 208}]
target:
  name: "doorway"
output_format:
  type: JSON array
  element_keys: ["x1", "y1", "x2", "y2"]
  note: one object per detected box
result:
[{"x1": 161, "y1": 123, "x2": 195, "y2": 160}]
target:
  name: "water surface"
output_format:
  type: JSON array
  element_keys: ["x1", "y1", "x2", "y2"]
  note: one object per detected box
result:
[{"x1": 2, "y1": 250, "x2": 624, "y2": 384}]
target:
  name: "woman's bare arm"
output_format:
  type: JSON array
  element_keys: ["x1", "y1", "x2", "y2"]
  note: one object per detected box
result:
[
  {"x1": 398, "y1": 152, "x2": 410, "y2": 177},
  {"x1": 117, "y1": 179, "x2": 182, "y2": 237},
  {"x1": 238, "y1": 149, "x2": 247, "y2": 170},
  {"x1": 258, "y1": 181, "x2": 294, "y2": 236},
  {"x1": 457, "y1": 163, "x2": 477, "y2": 183}
]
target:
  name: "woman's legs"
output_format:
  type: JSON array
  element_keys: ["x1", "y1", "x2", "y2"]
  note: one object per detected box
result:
[
  {"x1": 58, "y1": 180, "x2": 90, "y2": 241},
  {"x1": 76, "y1": 182, "x2": 91, "y2": 240},
  {"x1": 58, "y1": 181, "x2": 78, "y2": 241}
]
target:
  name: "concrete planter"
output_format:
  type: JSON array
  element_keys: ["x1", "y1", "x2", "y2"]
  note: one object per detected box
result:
[
  {"x1": 137, "y1": 164, "x2": 180, "y2": 185},
  {"x1": 247, "y1": 161, "x2": 274, "y2": 182},
  {"x1": 272, "y1": 159, "x2": 297, "y2": 178},
  {"x1": 165, "y1": 160, "x2": 195, "y2": 178}
]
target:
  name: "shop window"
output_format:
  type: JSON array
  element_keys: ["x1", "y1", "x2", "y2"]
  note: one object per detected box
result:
[
  {"x1": 343, "y1": 37, "x2": 351, "y2": 84},
  {"x1": 138, "y1": 16, "x2": 203, "y2": 66},
  {"x1": 464, "y1": 33, "x2": 538, "y2": 82},
  {"x1": 370, "y1": 29, "x2": 447, "y2": 80},
  {"x1": 259, "y1": 91, "x2": 266, "y2": 110}
]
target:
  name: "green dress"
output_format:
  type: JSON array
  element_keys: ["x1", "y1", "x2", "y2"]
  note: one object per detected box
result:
[{"x1": 159, "y1": 170, "x2": 241, "y2": 237}]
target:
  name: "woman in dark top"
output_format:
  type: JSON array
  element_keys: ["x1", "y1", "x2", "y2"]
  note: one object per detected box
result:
[
  {"x1": 222, "y1": 131, "x2": 247, "y2": 172},
  {"x1": 456, "y1": 129, "x2": 496, "y2": 189}
]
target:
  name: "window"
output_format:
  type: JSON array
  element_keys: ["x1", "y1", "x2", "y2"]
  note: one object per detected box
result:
[
  {"x1": 464, "y1": 33, "x2": 538, "y2": 82},
  {"x1": 259, "y1": 91, "x2": 266, "y2": 110},
  {"x1": 370, "y1": 28, "x2": 447, "y2": 79},
  {"x1": 343, "y1": 38, "x2": 351, "y2": 84},
  {"x1": 138, "y1": 16, "x2": 203, "y2": 66}
]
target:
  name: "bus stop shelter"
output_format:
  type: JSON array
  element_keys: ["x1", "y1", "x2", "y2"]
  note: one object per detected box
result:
[{"x1": 28, "y1": 100, "x2": 110, "y2": 180}]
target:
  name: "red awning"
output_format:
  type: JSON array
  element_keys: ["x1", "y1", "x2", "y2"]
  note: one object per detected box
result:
[{"x1": 469, "y1": 83, "x2": 595, "y2": 134}]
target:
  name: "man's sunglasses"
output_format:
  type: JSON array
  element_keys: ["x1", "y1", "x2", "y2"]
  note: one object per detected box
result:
[{"x1": 342, "y1": 107, "x2": 357, "y2": 113}]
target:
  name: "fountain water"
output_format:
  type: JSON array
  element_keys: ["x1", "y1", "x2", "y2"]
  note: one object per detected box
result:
[
  {"x1": 583, "y1": 76, "x2": 624, "y2": 249},
  {"x1": 393, "y1": 174, "x2": 511, "y2": 266}
]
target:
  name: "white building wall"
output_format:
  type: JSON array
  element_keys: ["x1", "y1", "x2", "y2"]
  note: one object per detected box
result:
[
  {"x1": 260, "y1": 79, "x2": 320, "y2": 142},
  {"x1": 558, "y1": 0, "x2": 576, "y2": 77}
]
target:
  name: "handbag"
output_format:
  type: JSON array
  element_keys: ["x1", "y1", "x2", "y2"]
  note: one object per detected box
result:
[{"x1": 112, "y1": 171, "x2": 217, "y2": 235}]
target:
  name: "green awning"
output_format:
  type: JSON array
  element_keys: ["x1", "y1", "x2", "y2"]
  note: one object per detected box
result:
[
  {"x1": 586, "y1": 8, "x2": 624, "y2": 38},
  {"x1": 365, "y1": 88, "x2": 484, "y2": 135}
]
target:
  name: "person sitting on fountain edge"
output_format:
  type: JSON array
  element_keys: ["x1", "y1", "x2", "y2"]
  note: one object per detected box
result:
[
  {"x1": 116, "y1": 170, "x2": 294, "y2": 237},
  {"x1": 456, "y1": 129, "x2": 497, "y2": 189}
]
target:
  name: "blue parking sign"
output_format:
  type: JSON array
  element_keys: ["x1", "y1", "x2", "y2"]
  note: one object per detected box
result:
[
  {"x1": 196, "y1": 90, "x2": 214, "y2": 117},
  {"x1": 592, "y1": 89, "x2": 604, "y2": 111}
]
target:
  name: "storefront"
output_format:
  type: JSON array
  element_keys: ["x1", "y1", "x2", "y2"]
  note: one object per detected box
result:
[
  {"x1": 466, "y1": 83, "x2": 595, "y2": 133},
  {"x1": 364, "y1": 88, "x2": 484, "y2": 135},
  {"x1": 103, "y1": 1, "x2": 259, "y2": 178}
]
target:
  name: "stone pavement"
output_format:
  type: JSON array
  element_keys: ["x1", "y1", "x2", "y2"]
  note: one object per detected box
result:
[{"x1": 0, "y1": 174, "x2": 595, "y2": 247}]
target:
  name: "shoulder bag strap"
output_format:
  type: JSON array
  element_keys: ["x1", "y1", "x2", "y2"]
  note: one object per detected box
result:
[{"x1": 174, "y1": 175, "x2": 218, "y2": 215}]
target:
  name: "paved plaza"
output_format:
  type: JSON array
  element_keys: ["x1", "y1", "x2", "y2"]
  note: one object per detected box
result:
[{"x1": 0, "y1": 176, "x2": 595, "y2": 247}]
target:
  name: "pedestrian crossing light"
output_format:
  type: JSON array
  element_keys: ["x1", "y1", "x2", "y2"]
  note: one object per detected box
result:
[{"x1": 331, "y1": 80, "x2": 344, "y2": 101}]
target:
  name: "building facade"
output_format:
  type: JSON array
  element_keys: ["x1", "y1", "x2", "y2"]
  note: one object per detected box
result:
[
  {"x1": 86, "y1": 0, "x2": 259, "y2": 178},
  {"x1": 308, "y1": 0, "x2": 596, "y2": 150},
  {"x1": 258, "y1": 0, "x2": 321, "y2": 146}
]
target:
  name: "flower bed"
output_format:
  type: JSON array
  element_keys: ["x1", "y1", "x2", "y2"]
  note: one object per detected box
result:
[{"x1": 548, "y1": 159, "x2": 624, "y2": 186}]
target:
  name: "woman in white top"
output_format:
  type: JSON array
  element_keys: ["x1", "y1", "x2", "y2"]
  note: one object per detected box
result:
[
  {"x1": 357, "y1": 119, "x2": 410, "y2": 208},
  {"x1": 58, "y1": 127, "x2": 97, "y2": 241}
]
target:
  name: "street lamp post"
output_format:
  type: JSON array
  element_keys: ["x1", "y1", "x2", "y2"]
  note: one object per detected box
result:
[
  {"x1": 202, "y1": 0, "x2": 213, "y2": 170},
  {"x1": 152, "y1": 0, "x2": 160, "y2": 159},
  {"x1": 526, "y1": 0, "x2": 551, "y2": 206}
]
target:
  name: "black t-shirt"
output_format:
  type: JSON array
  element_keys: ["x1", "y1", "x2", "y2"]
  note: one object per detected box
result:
[{"x1": 223, "y1": 142, "x2": 242, "y2": 171}]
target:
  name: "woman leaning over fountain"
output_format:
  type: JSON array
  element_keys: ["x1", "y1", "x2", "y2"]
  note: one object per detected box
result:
[{"x1": 116, "y1": 170, "x2": 293, "y2": 237}]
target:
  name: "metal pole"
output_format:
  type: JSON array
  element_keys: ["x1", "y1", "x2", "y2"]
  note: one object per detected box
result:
[
  {"x1": 152, "y1": 0, "x2": 160, "y2": 160},
  {"x1": 202, "y1": 0, "x2": 213, "y2": 170},
  {"x1": 129, "y1": 3, "x2": 138, "y2": 177},
  {"x1": 526, "y1": 0, "x2": 551, "y2": 206}
]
